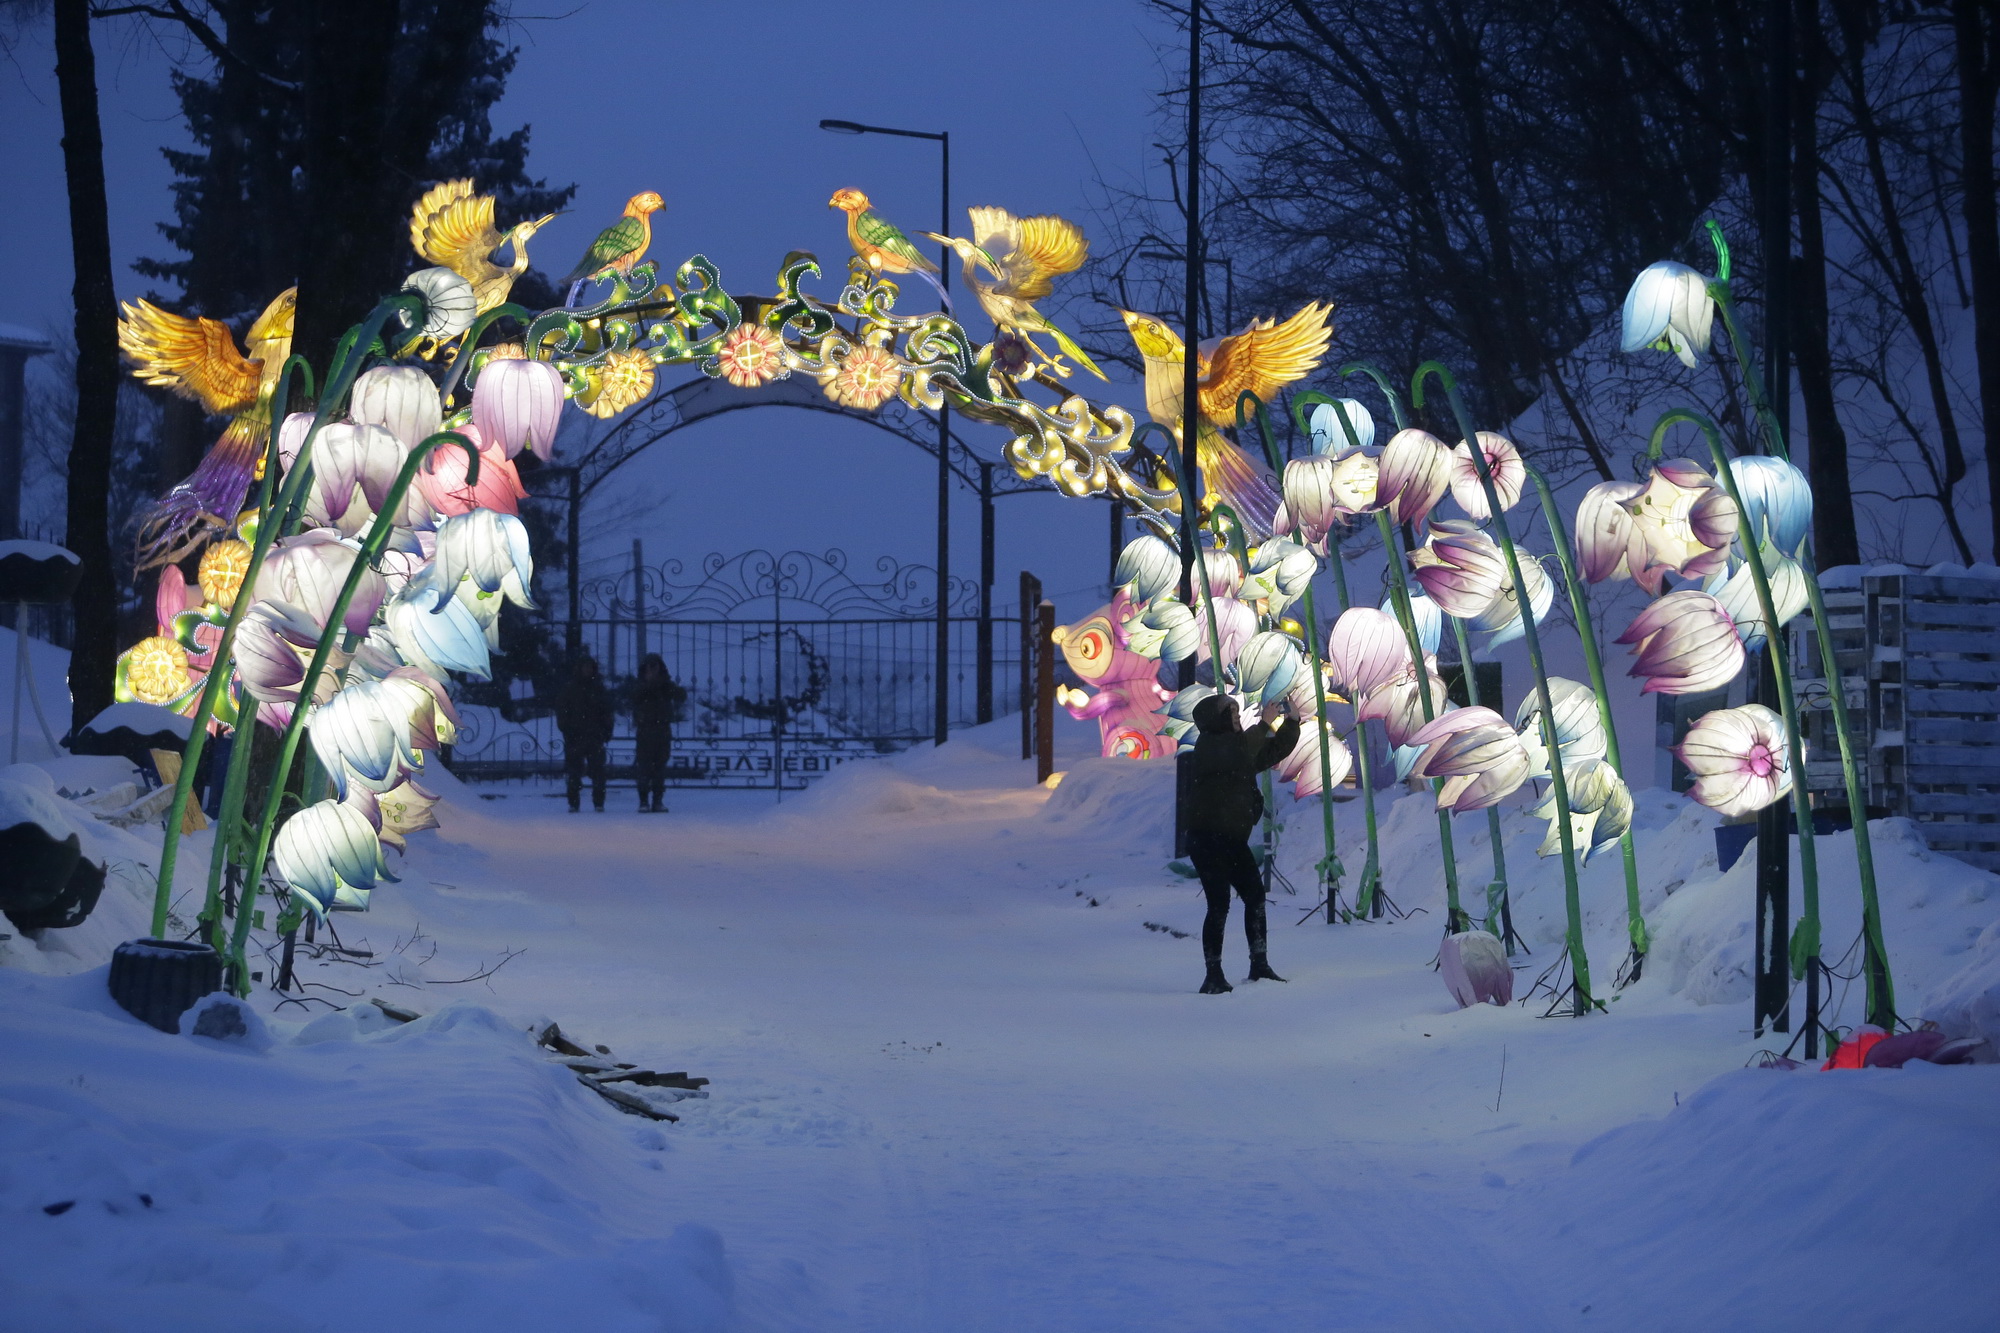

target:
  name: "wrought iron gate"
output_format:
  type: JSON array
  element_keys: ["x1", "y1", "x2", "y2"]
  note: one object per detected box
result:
[{"x1": 448, "y1": 549, "x2": 1021, "y2": 789}]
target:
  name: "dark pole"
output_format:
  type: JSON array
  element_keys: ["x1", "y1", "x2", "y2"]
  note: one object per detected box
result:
[
  {"x1": 977, "y1": 461, "x2": 994, "y2": 725},
  {"x1": 1754, "y1": 0, "x2": 1793, "y2": 1041},
  {"x1": 566, "y1": 468, "x2": 582, "y2": 663},
  {"x1": 54, "y1": 0, "x2": 120, "y2": 736},
  {"x1": 1177, "y1": 0, "x2": 1202, "y2": 689},
  {"x1": 1109, "y1": 493, "x2": 1124, "y2": 597},
  {"x1": 936, "y1": 131, "x2": 951, "y2": 747}
]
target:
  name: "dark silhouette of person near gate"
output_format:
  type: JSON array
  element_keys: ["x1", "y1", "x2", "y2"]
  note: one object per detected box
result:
[
  {"x1": 631, "y1": 653, "x2": 685, "y2": 813},
  {"x1": 1185, "y1": 693, "x2": 1300, "y2": 994},
  {"x1": 556, "y1": 656, "x2": 615, "y2": 812}
]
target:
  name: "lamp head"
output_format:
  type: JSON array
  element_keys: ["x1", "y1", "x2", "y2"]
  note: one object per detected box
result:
[{"x1": 819, "y1": 119, "x2": 866, "y2": 135}]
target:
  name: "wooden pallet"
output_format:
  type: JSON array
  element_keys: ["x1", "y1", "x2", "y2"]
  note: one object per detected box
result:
[{"x1": 1859, "y1": 574, "x2": 2000, "y2": 870}]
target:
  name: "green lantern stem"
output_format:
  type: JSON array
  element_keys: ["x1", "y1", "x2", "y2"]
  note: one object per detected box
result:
[
  {"x1": 151, "y1": 297, "x2": 422, "y2": 939},
  {"x1": 224, "y1": 428, "x2": 483, "y2": 992},
  {"x1": 1699, "y1": 222, "x2": 1894, "y2": 1033},
  {"x1": 1649, "y1": 409, "x2": 1837, "y2": 1051},
  {"x1": 1325, "y1": 371, "x2": 1467, "y2": 931},
  {"x1": 1413, "y1": 361, "x2": 1594, "y2": 1013},
  {"x1": 1238, "y1": 391, "x2": 1346, "y2": 919},
  {"x1": 1522, "y1": 464, "x2": 1650, "y2": 977}
]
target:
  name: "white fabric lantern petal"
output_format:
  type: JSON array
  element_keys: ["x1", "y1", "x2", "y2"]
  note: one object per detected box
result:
[
  {"x1": 471, "y1": 358, "x2": 566, "y2": 461},
  {"x1": 428, "y1": 509, "x2": 536, "y2": 601},
  {"x1": 1620, "y1": 260, "x2": 1715, "y2": 367},
  {"x1": 401, "y1": 267, "x2": 478, "y2": 341},
  {"x1": 1308, "y1": 399, "x2": 1374, "y2": 454},
  {"x1": 1706, "y1": 549, "x2": 1810, "y2": 651},
  {"x1": 1676, "y1": 703, "x2": 1794, "y2": 818},
  {"x1": 384, "y1": 587, "x2": 492, "y2": 681},
  {"x1": 1236, "y1": 631, "x2": 1302, "y2": 705},
  {"x1": 273, "y1": 798, "x2": 394, "y2": 917},
  {"x1": 349, "y1": 366, "x2": 444, "y2": 452},
  {"x1": 1116, "y1": 535, "x2": 1183, "y2": 604},
  {"x1": 276, "y1": 412, "x2": 315, "y2": 475},
  {"x1": 1513, "y1": 677, "x2": 1608, "y2": 778}
]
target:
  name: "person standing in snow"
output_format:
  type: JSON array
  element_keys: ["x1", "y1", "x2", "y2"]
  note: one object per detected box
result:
[
  {"x1": 630, "y1": 653, "x2": 685, "y2": 813},
  {"x1": 556, "y1": 655, "x2": 615, "y2": 813},
  {"x1": 1185, "y1": 693, "x2": 1300, "y2": 994}
]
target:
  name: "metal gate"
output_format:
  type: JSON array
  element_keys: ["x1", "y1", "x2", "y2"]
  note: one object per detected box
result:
[{"x1": 447, "y1": 548, "x2": 1021, "y2": 789}]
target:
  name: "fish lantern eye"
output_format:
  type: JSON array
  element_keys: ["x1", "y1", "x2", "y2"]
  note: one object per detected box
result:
[{"x1": 1064, "y1": 618, "x2": 1115, "y2": 680}]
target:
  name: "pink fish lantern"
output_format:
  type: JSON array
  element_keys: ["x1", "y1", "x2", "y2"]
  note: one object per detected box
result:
[
  {"x1": 1441, "y1": 930, "x2": 1513, "y2": 1008},
  {"x1": 1052, "y1": 591, "x2": 1178, "y2": 760}
]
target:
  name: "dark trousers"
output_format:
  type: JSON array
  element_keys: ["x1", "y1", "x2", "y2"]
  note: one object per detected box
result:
[
  {"x1": 1187, "y1": 829, "x2": 1270, "y2": 964},
  {"x1": 634, "y1": 736, "x2": 670, "y2": 808},
  {"x1": 565, "y1": 744, "x2": 606, "y2": 810}
]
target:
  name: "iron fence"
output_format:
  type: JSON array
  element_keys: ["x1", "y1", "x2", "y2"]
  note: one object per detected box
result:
[{"x1": 447, "y1": 549, "x2": 1022, "y2": 789}]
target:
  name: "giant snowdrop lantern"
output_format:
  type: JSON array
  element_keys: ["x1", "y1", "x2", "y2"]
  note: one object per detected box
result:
[
  {"x1": 1620, "y1": 260, "x2": 1715, "y2": 367},
  {"x1": 1307, "y1": 398, "x2": 1374, "y2": 453},
  {"x1": 471, "y1": 357, "x2": 565, "y2": 461},
  {"x1": 1114, "y1": 534, "x2": 1181, "y2": 605},
  {"x1": 423, "y1": 509, "x2": 536, "y2": 607},
  {"x1": 1676, "y1": 703, "x2": 1794, "y2": 818},
  {"x1": 1374, "y1": 428, "x2": 1452, "y2": 528},
  {"x1": 1407, "y1": 707, "x2": 1531, "y2": 812},
  {"x1": 255, "y1": 530, "x2": 387, "y2": 636},
  {"x1": 415, "y1": 425, "x2": 528, "y2": 518},
  {"x1": 1409, "y1": 522, "x2": 1510, "y2": 620},
  {"x1": 1616, "y1": 589, "x2": 1745, "y2": 695},
  {"x1": 1728, "y1": 455, "x2": 1815, "y2": 556},
  {"x1": 1623, "y1": 459, "x2": 1737, "y2": 593},
  {"x1": 349, "y1": 365, "x2": 444, "y2": 452},
  {"x1": 1448, "y1": 432, "x2": 1526, "y2": 520},
  {"x1": 1235, "y1": 630, "x2": 1302, "y2": 706},
  {"x1": 273, "y1": 799, "x2": 395, "y2": 916},
  {"x1": 400, "y1": 266, "x2": 478, "y2": 345},
  {"x1": 1325, "y1": 606, "x2": 1410, "y2": 701}
]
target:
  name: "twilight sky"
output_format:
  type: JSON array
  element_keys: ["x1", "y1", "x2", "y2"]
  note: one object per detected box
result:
[{"x1": 1, "y1": 0, "x2": 1182, "y2": 614}]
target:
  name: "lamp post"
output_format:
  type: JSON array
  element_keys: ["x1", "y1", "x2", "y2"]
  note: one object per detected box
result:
[{"x1": 820, "y1": 117, "x2": 954, "y2": 747}]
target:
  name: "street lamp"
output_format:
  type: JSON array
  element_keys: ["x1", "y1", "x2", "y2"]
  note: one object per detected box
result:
[{"x1": 819, "y1": 116, "x2": 954, "y2": 747}]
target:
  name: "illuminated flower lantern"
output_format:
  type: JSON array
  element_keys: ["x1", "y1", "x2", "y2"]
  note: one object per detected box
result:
[
  {"x1": 196, "y1": 538, "x2": 252, "y2": 611},
  {"x1": 1676, "y1": 703, "x2": 1794, "y2": 817},
  {"x1": 1407, "y1": 707, "x2": 1531, "y2": 812},
  {"x1": 414, "y1": 424, "x2": 528, "y2": 518},
  {"x1": 826, "y1": 344, "x2": 900, "y2": 410},
  {"x1": 585, "y1": 349, "x2": 656, "y2": 419},
  {"x1": 1441, "y1": 930, "x2": 1513, "y2": 1007},
  {"x1": 714, "y1": 325, "x2": 785, "y2": 389},
  {"x1": 272, "y1": 799, "x2": 394, "y2": 915},
  {"x1": 1375, "y1": 428, "x2": 1452, "y2": 527},
  {"x1": 1620, "y1": 260, "x2": 1715, "y2": 367},
  {"x1": 1447, "y1": 432, "x2": 1526, "y2": 520},
  {"x1": 350, "y1": 365, "x2": 443, "y2": 451},
  {"x1": 1617, "y1": 589, "x2": 1745, "y2": 695},
  {"x1": 471, "y1": 357, "x2": 565, "y2": 460},
  {"x1": 1623, "y1": 459, "x2": 1737, "y2": 594},
  {"x1": 1052, "y1": 591, "x2": 1178, "y2": 760},
  {"x1": 120, "y1": 635, "x2": 193, "y2": 706}
]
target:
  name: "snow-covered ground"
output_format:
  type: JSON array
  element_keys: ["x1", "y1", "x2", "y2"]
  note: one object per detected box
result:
[{"x1": 3, "y1": 660, "x2": 1998, "y2": 1330}]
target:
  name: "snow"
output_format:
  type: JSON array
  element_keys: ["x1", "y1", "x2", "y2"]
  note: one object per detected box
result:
[
  {"x1": 2, "y1": 663, "x2": 1997, "y2": 1328},
  {"x1": 0, "y1": 539, "x2": 79, "y2": 563},
  {"x1": 77, "y1": 700, "x2": 194, "y2": 744}
]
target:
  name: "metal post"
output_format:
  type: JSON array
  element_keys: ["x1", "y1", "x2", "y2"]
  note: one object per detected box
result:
[
  {"x1": 632, "y1": 537, "x2": 645, "y2": 669},
  {"x1": 0, "y1": 331, "x2": 55, "y2": 542},
  {"x1": 1754, "y1": 0, "x2": 1793, "y2": 1039},
  {"x1": 1108, "y1": 493, "x2": 1123, "y2": 597},
  {"x1": 773, "y1": 573, "x2": 784, "y2": 791},
  {"x1": 1020, "y1": 571, "x2": 1040, "y2": 759},
  {"x1": 1176, "y1": 0, "x2": 1203, "y2": 689},
  {"x1": 565, "y1": 467, "x2": 582, "y2": 663},
  {"x1": 935, "y1": 131, "x2": 952, "y2": 747},
  {"x1": 977, "y1": 461, "x2": 994, "y2": 725},
  {"x1": 1035, "y1": 598, "x2": 1056, "y2": 784}
]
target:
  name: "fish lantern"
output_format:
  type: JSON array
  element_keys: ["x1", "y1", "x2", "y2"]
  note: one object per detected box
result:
[{"x1": 1051, "y1": 591, "x2": 1178, "y2": 760}]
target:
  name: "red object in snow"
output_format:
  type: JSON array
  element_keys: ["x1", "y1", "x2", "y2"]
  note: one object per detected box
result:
[{"x1": 1821, "y1": 1025, "x2": 1891, "y2": 1070}]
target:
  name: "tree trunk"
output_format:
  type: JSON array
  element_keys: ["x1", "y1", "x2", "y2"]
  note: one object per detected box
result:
[
  {"x1": 1788, "y1": 0, "x2": 1859, "y2": 566},
  {"x1": 1953, "y1": 0, "x2": 2000, "y2": 560},
  {"x1": 54, "y1": 0, "x2": 119, "y2": 737},
  {"x1": 291, "y1": 0, "x2": 402, "y2": 373}
]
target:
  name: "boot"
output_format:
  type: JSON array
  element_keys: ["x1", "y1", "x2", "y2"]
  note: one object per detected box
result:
[
  {"x1": 1243, "y1": 897, "x2": 1286, "y2": 982},
  {"x1": 1200, "y1": 955, "x2": 1233, "y2": 995}
]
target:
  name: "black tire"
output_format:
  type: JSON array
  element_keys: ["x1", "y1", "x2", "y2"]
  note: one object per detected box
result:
[{"x1": 108, "y1": 938, "x2": 223, "y2": 1033}]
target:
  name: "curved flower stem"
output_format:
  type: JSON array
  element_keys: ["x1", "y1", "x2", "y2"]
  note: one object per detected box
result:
[
  {"x1": 1238, "y1": 391, "x2": 1345, "y2": 917},
  {"x1": 1319, "y1": 537, "x2": 1381, "y2": 916},
  {"x1": 1700, "y1": 221, "x2": 1893, "y2": 1031},
  {"x1": 1414, "y1": 361, "x2": 1594, "y2": 1012},
  {"x1": 151, "y1": 296, "x2": 421, "y2": 938},
  {"x1": 1651, "y1": 411, "x2": 1827, "y2": 1045},
  {"x1": 194, "y1": 355, "x2": 321, "y2": 941},
  {"x1": 1651, "y1": 408, "x2": 1834, "y2": 1049},
  {"x1": 1318, "y1": 371, "x2": 1467, "y2": 927},
  {"x1": 223, "y1": 429, "x2": 482, "y2": 992},
  {"x1": 1524, "y1": 464, "x2": 1649, "y2": 977},
  {"x1": 1446, "y1": 612, "x2": 1516, "y2": 946}
]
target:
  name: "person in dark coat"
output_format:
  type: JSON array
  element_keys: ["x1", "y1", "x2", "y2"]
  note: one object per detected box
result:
[
  {"x1": 1186, "y1": 693, "x2": 1300, "y2": 994},
  {"x1": 630, "y1": 653, "x2": 685, "y2": 813},
  {"x1": 555, "y1": 656, "x2": 615, "y2": 812}
]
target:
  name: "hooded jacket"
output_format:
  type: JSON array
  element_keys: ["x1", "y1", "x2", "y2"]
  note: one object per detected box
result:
[{"x1": 1186, "y1": 698, "x2": 1299, "y2": 840}]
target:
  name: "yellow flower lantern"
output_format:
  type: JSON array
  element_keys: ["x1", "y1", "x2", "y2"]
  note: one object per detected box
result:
[
  {"x1": 125, "y1": 636, "x2": 193, "y2": 705},
  {"x1": 197, "y1": 538, "x2": 253, "y2": 610}
]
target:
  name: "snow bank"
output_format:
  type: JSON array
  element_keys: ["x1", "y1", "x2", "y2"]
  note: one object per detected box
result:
[
  {"x1": 1036, "y1": 755, "x2": 1175, "y2": 857},
  {"x1": 1528, "y1": 1063, "x2": 2000, "y2": 1328},
  {"x1": 0, "y1": 966, "x2": 736, "y2": 1333}
]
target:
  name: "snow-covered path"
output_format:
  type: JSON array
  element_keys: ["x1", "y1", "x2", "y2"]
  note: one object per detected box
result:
[{"x1": 6, "y1": 719, "x2": 1998, "y2": 1330}]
